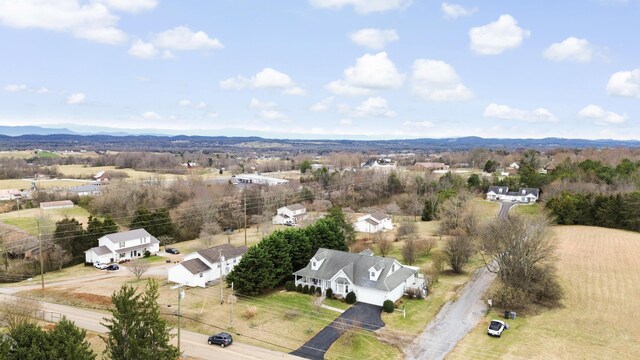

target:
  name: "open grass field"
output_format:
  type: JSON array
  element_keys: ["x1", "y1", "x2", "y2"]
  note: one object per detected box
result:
[
  {"x1": 0, "y1": 206, "x2": 92, "y2": 235},
  {"x1": 56, "y1": 164, "x2": 229, "y2": 182},
  {"x1": 448, "y1": 225, "x2": 640, "y2": 359},
  {"x1": 0, "y1": 178, "x2": 92, "y2": 190},
  {"x1": 512, "y1": 203, "x2": 543, "y2": 216}
]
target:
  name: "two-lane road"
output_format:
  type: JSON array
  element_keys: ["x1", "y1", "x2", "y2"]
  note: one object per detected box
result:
[{"x1": 0, "y1": 293, "x2": 299, "y2": 360}]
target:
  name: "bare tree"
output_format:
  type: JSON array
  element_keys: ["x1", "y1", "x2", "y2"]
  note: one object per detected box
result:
[
  {"x1": 127, "y1": 259, "x2": 150, "y2": 280},
  {"x1": 401, "y1": 237, "x2": 417, "y2": 265},
  {"x1": 417, "y1": 238, "x2": 435, "y2": 258},
  {"x1": 199, "y1": 221, "x2": 222, "y2": 248},
  {"x1": 0, "y1": 297, "x2": 41, "y2": 331},
  {"x1": 438, "y1": 193, "x2": 478, "y2": 237},
  {"x1": 396, "y1": 221, "x2": 417, "y2": 242},
  {"x1": 429, "y1": 250, "x2": 445, "y2": 283},
  {"x1": 374, "y1": 232, "x2": 393, "y2": 257},
  {"x1": 444, "y1": 235, "x2": 474, "y2": 274}
]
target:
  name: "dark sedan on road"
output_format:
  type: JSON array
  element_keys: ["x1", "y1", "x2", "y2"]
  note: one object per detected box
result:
[
  {"x1": 166, "y1": 248, "x2": 180, "y2": 254},
  {"x1": 208, "y1": 332, "x2": 233, "y2": 347}
]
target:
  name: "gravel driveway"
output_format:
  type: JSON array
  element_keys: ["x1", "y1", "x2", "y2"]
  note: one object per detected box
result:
[{"x1": 291, "y1": 303, "x2": 384, "y2": 360}]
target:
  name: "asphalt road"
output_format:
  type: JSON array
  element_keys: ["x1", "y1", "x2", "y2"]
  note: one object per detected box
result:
[
  {"x1": 404, "y1": 201, "x2": 513, "y2": 360},
  {"x1": 291, "y1": 303, "x2": 384, "y2": 360},
  {"x1": 0, "y1": 293, "x2": 300, "y2": 360}
]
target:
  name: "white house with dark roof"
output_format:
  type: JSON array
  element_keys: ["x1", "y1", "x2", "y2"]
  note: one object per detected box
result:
[
  {"x1": 272, "y1": 203, "x2": 307, "y2": 225},
  {"x1": 353, "y1": 212, "x2": 393, "y2": 233},
  {"x1": 486, "y1": 186, "x2": 539, "y2": 203},
  {"x1": 167, "y1": 243, "x2": 248, "y2": 287},
  {"x1": 84, "y1": 228, "x2": 160, "y2": 264},
  {"x1": 294, "y1": 248, "x2": 424, "y2": 306}
]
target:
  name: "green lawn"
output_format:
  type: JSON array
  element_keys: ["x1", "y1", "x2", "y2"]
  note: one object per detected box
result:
[
  {"x1": 513, "y1": 203, "x2": 542, "y2": 216},
  {"x1": 323, "y1": 297, "x2": 351, "y2": 311},
  {"x1": 326, "y1": 331, "x2": 402, "y2": 360},
  {"x1": 138, "y1": 255, "x2": 168, "y2": 264},
  {"x1": 0, "y1": 206, "x2": 92, "y2": 235}
]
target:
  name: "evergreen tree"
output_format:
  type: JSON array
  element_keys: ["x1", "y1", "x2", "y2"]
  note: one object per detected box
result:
[
  {"x1": 305, "y1": 217, "x2": 347, "y2": 253},
  {"x1": 47, "y1": 318, "x2": 96, "y2": 360},
  {"x1": 138, "y1": 280, "x2": 180, "y2": 360},
  {"x1": 421, "y1": 200, "x2": 437, "y2": 221},
  {"x1": 260, "y1": 232, "x2": 293, "y2": 286},
  {"x1": 300, "y1": 159, "x2": 312, "y2": 174},
  {"x1": 283, "y1": 228, "x2": 312, "y2": 270},
  {"x1": 54, "y1": 217, "x2": 86, "y2": 260},
  {"x1": 326, "y1": 206, "x2": 356, "y2": 247},
  {"x1": 226, "y1": 246, "x2": 275, "y2": 295},
  {"x1": 7, "y1": 322, "x2": 48, "y2": 360},
  {"x1": 130, "y1": 207, "x2": 152, "y2": 231}
]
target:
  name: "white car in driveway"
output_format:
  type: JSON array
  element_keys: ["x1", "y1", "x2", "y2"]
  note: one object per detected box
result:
[
  {"x1": 487, "y1": 320, "x2": 506, "y2": 337},
  {"x1": 93, "y1": 262, "x2": 109, "y2": 270}
]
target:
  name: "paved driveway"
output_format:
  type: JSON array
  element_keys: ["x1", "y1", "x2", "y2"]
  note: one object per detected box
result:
[
  {"x1": 498, "y1": 201, "x2": 517, "y2": 219},
  {"x1": 291, "y1": 302, "x2": 384, "y2": 360}
]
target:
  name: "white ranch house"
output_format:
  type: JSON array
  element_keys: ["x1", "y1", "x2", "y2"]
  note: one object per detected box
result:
[
  {"x1": 167, "y1": 244, "x2": 247, "y2": 287},
  {"x1": 293, "y1": 248, "x2": 425, "y2": 306},
  {"x1": 486, "y1": 186, "x2": 539, "y2": 203},
  {"x1": 85, "y1": 228, "x2": 160, "y2": 264},
  {"x1": 353, "y1": 212, "x2": 393, "y2": 233},
  {"x1": 272, "y1": 203, "x2": 307, "y2": 225}
]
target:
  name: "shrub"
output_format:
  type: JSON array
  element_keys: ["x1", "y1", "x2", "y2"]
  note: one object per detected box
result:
[
  {"x1": 143, "y1": 250, "x2": 151, "y2": 258},
  {"x1": 382, "y1": 300, "x2": 394, "y2": 313},
  {"x1": 303, "y1": 285, "x2": 309, "y2": 294},
  {"x1": 492, "y1": 285, "x2": 530, "y2": 311},
  {"x1": 345, "y1": 291, "x2": 356, "y2": 304},
  {"x1": 285, "y1": 281, "x2": 293, "y2": 291},
  {"x1": 242, "y1": 306, "x2": 257, "y2": 320},
  {"x1": 315, "y1": 287, "x2": 322, "y2": 296},
  {"x1": 296, "y1": 284, "x2": 303, "y2": 293},
  {"x1": 309, "y1": 285, "x2": 316, "y2": 295},
  {"x1": 406, "y1": 287, "x2": 424, "y2": 299},
  {"x1": 325, "y1": 288, "x2": 334, "y2": 299},
  {"x1": 284, "y1": 309, "x2": 301, "y2": 320}
]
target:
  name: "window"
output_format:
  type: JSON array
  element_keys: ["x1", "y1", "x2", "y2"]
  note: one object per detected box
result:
[
  {"x1": 312, "y1": 261, "x2": 316, "y2": 268},
  {"x1": 119, "y1": 242, "x2": 125, "y2": 248},
  {"x1": 370, "y1": 271, "x2": 375, "y2": 278},
  {"x1": 199, "y1": 273, "x2": 203, "y2": 278}
]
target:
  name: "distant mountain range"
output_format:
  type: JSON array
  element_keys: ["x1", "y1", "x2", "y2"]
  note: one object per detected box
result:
[{"x1": 0, "y1": 125, "x2": 639, "y2": 152}]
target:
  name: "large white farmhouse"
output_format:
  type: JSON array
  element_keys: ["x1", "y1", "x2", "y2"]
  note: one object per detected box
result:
[
  {"x1": 353, "y1": 212, "x2": 393, "y2": 233},
  {"x1": 486, "y1": 186, "x2": 539, "y2": 203},
  {"x1": 294, "y1": 248, "x2": 424, "y2": 306},
  {"x1": 168, "y1": 244, "x2": 247, "y2": 288},
  {"x1": 85, "y1": 228, "x2": 160, "y2": 264},
  {"x1": 272, "y1": 203, "x2": 307, "y2": 225}
]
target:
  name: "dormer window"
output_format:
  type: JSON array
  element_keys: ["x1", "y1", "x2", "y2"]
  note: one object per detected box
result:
[{"x1": 370, "y1": 271, "x2": 375, "y2": 278}]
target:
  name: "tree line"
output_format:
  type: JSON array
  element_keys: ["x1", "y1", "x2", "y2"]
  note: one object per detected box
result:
[
  {"x1": 226, "y1": 207, "x2": 352, "y2": 295},
  {"x1": 546, "y1": 191, "x2": 640, "y2": 231}
]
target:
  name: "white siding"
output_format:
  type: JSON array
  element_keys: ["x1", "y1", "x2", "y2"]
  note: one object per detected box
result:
[
  {"x1": 168, "y1": 265, "x2": 207, "y2": 287},
  {"x1": 355, "y1": 287, "x2": 388, "y2": 306}
]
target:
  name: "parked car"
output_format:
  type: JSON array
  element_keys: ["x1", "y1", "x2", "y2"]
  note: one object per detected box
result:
[
  {"x1": 207, "y1": 332, "x2": 233, "y2": 348},
  {"x1": 118, "y1": 259, "x2": 131, "y2": 264},
  {"x1": 284, "y1": 221, "x2": 294, "y2": 227},
  {"x1": 487, "y1": 319, "x2": 506, "y2": 337},
  {"x1": 93, "y1": 262, "x2": 108, "y2": 270},
  {"x1": 106, "y1": 264, "x2": 119, "y2": 271},
  {"x1": 166, "y1": 248, "x2": 180, "y2": 255}
]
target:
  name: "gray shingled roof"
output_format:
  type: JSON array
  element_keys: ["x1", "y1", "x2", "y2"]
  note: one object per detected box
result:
[
  {"x1": 520, "y1": 188, "x2": 540, "y2": 197},
  {"x1": 370, "y1": 212, "x2": 390, "y2": 221},
  {"x1": 487, "y1": 186, "x2": 508, "y2": 194},
  {"x1": 69, "y1": 184, "x2": 102, "y2": 193},
  {"x1": 89, "y1": 246, "x2": 112, "y2": 256},
  {"x1": 364, "y1": 218, "x2": 379, "y2": 226},
  {"x1": 180, "y1": 258, "x2": 210, "y2": 274},
  {"x1": 198, "y1": 244, "x2": 248, "y2": 264},
  {"x1": 104, "y1": 229, "x2": 158, "y2": 244},
  {"x1": 285, "y1": 203, "x2": 305, "y2": 211},
  {"x1": 294, "y1": 248, "x2": 416, "y2": 292}
]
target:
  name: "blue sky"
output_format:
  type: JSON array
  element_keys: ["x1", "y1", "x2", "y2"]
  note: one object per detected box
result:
[{"x1": 0, "y1": 0, "x2": 639, "y2": 139}]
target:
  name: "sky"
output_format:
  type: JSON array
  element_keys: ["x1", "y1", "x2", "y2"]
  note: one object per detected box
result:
[{"x1": 0, "y1": 0, "x2": 639, "y2": 140}]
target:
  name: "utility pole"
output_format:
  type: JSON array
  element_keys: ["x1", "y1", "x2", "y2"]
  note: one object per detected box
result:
[
  {"x1": 230, "y1": 282, "x2": 234, "y2": 326},
  {"x1": 37, "y1": 218, "x2": 44, "y2": 296},
  {"x1": 219, "y1": 250, "x2": 225, "y2": 304},
  {"x1": 171, "y1": 284, "x2": 185, "y2": 357},
  {"x1": 243, "y1": 190, "x2": 247, "y2": 246}
]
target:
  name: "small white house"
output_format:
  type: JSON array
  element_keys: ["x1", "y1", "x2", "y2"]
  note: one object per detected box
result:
[
  {"x1": 167, "y1": 244, "x2": 247, "y2": 287},
  {"x1": 273, "y1": 203, "x2": 307, "y2": 225},
  {"x1": 353, "y1": 212, "x2": 393, "y2": 233},
  {"x1": 40, "y1": 200, "x2": 74, "y2": 210},
  {"x1": 294, "y1": 248, "x2": 425, "y2": 306},
  {"x1": 85, "y1": 228, "x2": 160, "y2": 264},
  {"x1": 0, "y1": 189, "x2": 22, "y2": 201}
]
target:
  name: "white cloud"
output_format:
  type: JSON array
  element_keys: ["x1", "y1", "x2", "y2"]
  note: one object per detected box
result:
[
  {"x1": 0, "y1": 0, "x2": 127, "y2": 44},
  {"x1": 128, "y1": 39, "x2": 158, "y2": 59},
  {"x1": 349, "y1": 28, "x2": 398, "y2": 49},
  {"x1": 339, "y1": 119, "x2": 353, "y2": 125},
  {"x1": 35, "y1": 87, "x2": 50, "y2": 94},
  {"x1": 103, "y1": 0, "x2": 157, "y2": 13},
  {"x1": 207, "y1": 112, "x2": 220, "y2": 118},
  {"x1": 325, "y1": 80, "x2": 372, "y2": 96},
  {"x1": 403, "y1": 120, "x2": 434, "y2": 128},
  {"x1": 606, "y1": 68, "x2": 640, "y2": 98},
  {"x1": 142, "y1": 111, "x2": 162, "y2": 120},
  {"x1": 220, "y1": 68, "x2": 306, "y2": 95},
  {"x1": 309, "y1": 0, "x2": 411, "y2": 14},
  {"x1": 195, "y1": 102, "x2": 207, "y2": 109},
  {"x1": 411, "y1": 59, "x2": 473, "y2": 101},
  {"x1": 578, "y1": 104, "x2": 628, "y2": 124},
  {"x1": 483, "y1": 103, "x2": 558, "y2": 123},
  {"x1": 249, "y1": 98, "x2": 287, "y2": 120},
  {"x1": 469, "y1": 14, "x2": 530, "y2": 55},
  {"x1": 353, "y1": 97, "x2": 396, "y2": 117},
  {"x1": 3, "y1": 84, "x2": 28, "y2": 93},
  {"x1": 153, "y1": 26, "x2": 223, "y2": 51},
  {"x1": 310, "y1": 97, "x2": 335, "y2": 112},
  {"x1": 178, "y1": 100, "x2": 192, "y2": 107},
  {"x1": 441, "y1": 3, "x2": 477, "y2": 19},
  {"x1": 543, "y1": 37, "x2": 593, "y2": 62},
  {"x1": 66, "y1": 93, "x2": 86, "y2": 105},
  {"x1": 327, "y1": 52, "x2": 404, "y2": 95}
]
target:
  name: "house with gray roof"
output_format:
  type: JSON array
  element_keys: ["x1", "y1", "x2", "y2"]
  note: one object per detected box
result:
[
  {"x1": 486, "y1": 186, "x2": 539, "y2": 203},
  {"x1": 84, "y1": 228, "x2": 160, "y2": 264},
  {"x1": 294, "y1": 248, "x2": 424, "y2": 306},
  {"x1": 353, "y1": 212, "x2": 393, "y2": 233},
  {"x1": 168, "y1": 243, "x2": 248, "y2": 288},
  {"x1": 272, "y1": 203, "x2": 307, "y2": 225}
]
